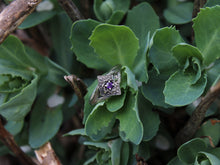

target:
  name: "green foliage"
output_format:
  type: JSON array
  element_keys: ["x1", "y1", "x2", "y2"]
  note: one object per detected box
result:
[
  {"x1": 0, "y1": 35, "x2": 68, "y2": 148},
  {"x1": 85, "y1": 102, "x2": 115, "y2": 141},
  {"x1": 19, "y1": 11, "x2": 57, "y2": 29},
  {"x1": 89, "y1": 24, "x2": 139, "y2": 68},
  {"x1": 195, "y1": 120, "x2": 220, "y2": 147},
  {"x1": 125, "y1": 2, "x2": 160, "y2": 82},
  {"x1": 1, "y1": 1, "x2": 220, "y2": 165},
  {"x1": 94, "y1": 0, "x2": 130, "y2": 24},
  {"x1": 164, "y1": 70, "x2": 207, "y2": 106},
  {"x1": 164, "y1": 2, "x2": 193, "y2": 24},
  {"x1": 70, "y1": 19, "x2": 111, "y2": 70},
  {"x1": 193, "y1": 6, "x2": 220, "y2": 65},
  {"x1": 168, "y1": 138, "x2": 220, "y2": 165}
]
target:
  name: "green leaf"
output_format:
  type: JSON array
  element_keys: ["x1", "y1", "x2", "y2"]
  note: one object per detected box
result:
[
  {"x1": 204, "y1": 0, "x2": 220, "y2": 7},
  {"x1": 195, "y1": 119, "x2": 220, "y2": 147},
  {"x1": 177, "y1": 138, "x2": 207, "y2": 164},
  {"x1": 164, "y1": 2, "x2": 193, "y2": 24},
  {"x1": 89, "y1": 24, "x2": 139, "y2": 68},
  {"x1": 138, "y1": 93, "x2": 160, "y2": 141},
  {"x1": 196, "y1": 152, "x2": 220, "y2": 165},
  {"x1": 193, "y1": 6, "x2": 220, "y2": 65},
  {"x1": 84, "y1": 141, "x2": 110, "y2": 151},
  {"x1": 29, "y1": 99, "x2": 63, "y2": 148},
  {"x1": 0, "y1": 36, "x2": 34, "y2": 68},
  {"x1": 141, "y1": 69, "x2": 171, "y2": 108},
  {"x1": 24, "y1": 46, "x2": 48, "y2": 74},
  {"x1": 116, "y1": 92, "x2": 143, "y2": 145},
  {"x1": 126, "y1": 2, "x2": 160, "y2": 82},
  {"x1": 207, "y1": 59, "x2": 220, "y2": 88},
  {"x1": 19, "y1": 11, "x2": 56, "y2": 29},
  {"x1": 172, "y1": 43, "x2": 203, "y2": 84},
  {"x1": 63, "y1": 128, "x2": 86, "y2": 137},
  {"x1": 85, "y1": 102, "x2": 115, "y2": 141},
  {"x1": 110, "y1": 138, "x2": 122, "y2": 165},
  {"x1": 122, "y1": 66, "x2": 138, "y2": 93},
  {"x1": 106, "y1": 90, "x2": 126, "y2": 112},
  {"x1": 49, "y1": 13, "x2": 74, "y2": 72},
  {"x1": 0, "y1": 35, "x2": 68, "y2": 83},
  {"x1": 137, "y1": 142, "x2": 151, "y2": 160},
  {"x1": 120, "y1": 142, "x2": 129, "y2": 165},
  {"x1": 164, "y1": 70, "x2": 207, "y2": 106},
  {"x1": 149, "y1": 27, "x2": 183, "y2": 75},
  {"x1": 24, "y1": 46, "x2": 69, "y2": 86},
  {"x1": 0, "y1": 74, "x2": 28, "y2": 93},
  {"x1": 5, "y1": 120, "x2": 24, "y2": 135},
  {"x1": 107, "y1": 11, "x2": 124, "y2": 25},
  {"x1": 167, "y1": 156, "x2": 187, "y2": 165},
  {"x1": 0, "y1": 74, "x2": 38, "y2": 121},
  {"x1": 70, "y1": 19, "x2": 111, "y2": 70},
  {"x1": 83, "y1": 80, "x2": 98, "y2": 123},
  {"x1": 84, "y1": 154, "x2": 97, "y2": 165},
  {"x1": 96, "y1": 150, "x2": 111, "y2": 164},
  {"x1": 207, "y1": 148, "x2": 220, "y2": 158},
  {"x1": 28, "y1": 79, "x2": 63, "y2": 148},
  {"x1": 45, "y1": 58, "x2": 69, "y2": 86},
  {"x1": 172, "y1": 43, "x2": 203, "y2": 65},
  {"x1": 94, "y1": 0, "x2": 130, "y2": 24}
]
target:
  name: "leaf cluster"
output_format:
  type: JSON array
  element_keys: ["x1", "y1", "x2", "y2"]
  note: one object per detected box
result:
[{"x1": 0, "y1": 0, "x2": 220, "y2": 165}]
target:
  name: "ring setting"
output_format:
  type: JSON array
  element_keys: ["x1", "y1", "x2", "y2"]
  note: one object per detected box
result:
[{"x1": 90, "y1": 65, "x2": 121, "y2": 105}]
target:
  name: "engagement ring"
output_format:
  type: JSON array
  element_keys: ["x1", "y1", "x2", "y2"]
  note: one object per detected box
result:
[{"x1": 90, "y1": 65, "x2": 121, "y2": 105}]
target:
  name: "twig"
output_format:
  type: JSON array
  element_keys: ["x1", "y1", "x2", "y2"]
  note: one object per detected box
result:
[
  {"x1": 175, "y1": 81, "x2": 220, "y2": 146},
  {"x1": 57, "y1": 0, "x2": 84, "y2": 22},
  {"x1": 64, "y1": 75, "x2": 87, "y2": 100},
  {"x1": 35, "y1": 142, "x2": 62, "y2": 165},
  {"x1": 0, "y1": 0, "x2": 42, "y2": 44},
  {"x1": 0, "y1": 118, "x2": 37, "y2": 165},
  {"x1": 192, "y1": 0, "x2": 207, "y2": 19},
  {"x1": 81, "y1": 0, "x2": 90, "y2": 18}
]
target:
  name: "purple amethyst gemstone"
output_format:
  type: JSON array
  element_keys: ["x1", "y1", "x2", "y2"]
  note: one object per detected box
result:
[{"x1": 105, "y1": 81, "x2": 114, "y2": 90}]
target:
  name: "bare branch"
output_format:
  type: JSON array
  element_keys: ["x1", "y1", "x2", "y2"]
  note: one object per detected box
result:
[
  {"x1": 175, "y1": 81, "x2": 220, "y2": 146},
  {"x1": 0, "y1": 118, "x2": 37, "y2": 165},
  {"x1": 0, "y1": 0, "x2": 42, "y2": 44},
  {"x1": 192, "y1": 0, "x2": 207, "y2": 19},
  {"x1": 57, "y1": 0, "x2": 84, "y2": 22},
  {"x1": 64, "y1": 75, "x2": 87, "y2": 100},
  {"x1": 35, "y1": 142, "x2": 62, "y2": 165}
]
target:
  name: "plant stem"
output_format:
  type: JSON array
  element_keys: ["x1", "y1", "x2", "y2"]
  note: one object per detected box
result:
[
  {"x1": 64, "y1": 75, "x2": 87, "y2": 100},
  {"x1": 57, "y1": 0, "x2": 84, "y2": 22},
  {"x1": 175, "y1": 81, "x2": 220, "y2": 146},
  {"x1": 35, "y1": 142, "x2": 62, "y2": 165},
  {"x1": 192, "y1": 0, "x2": 207, "y2": 19},
  {"x1": 0, "y1": 118, "x2": 37, "y2": 165},
  {"x1": 81, "y1": 0, "x2": 90, "y2": 18},
  {"x1": 0, "y1": 0, "x2": 42, "y2": 44}
]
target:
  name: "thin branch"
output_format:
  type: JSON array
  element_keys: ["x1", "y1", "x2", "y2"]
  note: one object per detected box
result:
[
  {"x1": 0, "y1": 118, "x2": 37, "y2": 165},
  {"x1": 0, "y1": 0, "x2": 42, "y2": 44},
  {"x1": 192, "y1": 0, "x2": 207, "y2": 19},
  {"x1": 35, "y1": 142, "x2": 62, "y2": 165},
  {"x1": 81, "y1": 0, "x2": 90, "y2": 18},
  {"x1": 175, "y1": 81, "x2": 220, "y2": 146},
  {"x1": 57, "y1": 0, "x2": 84, "y2": 22},
  {"x1": 64, "y1": 75, "x2": 87, "y2": 100}
]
